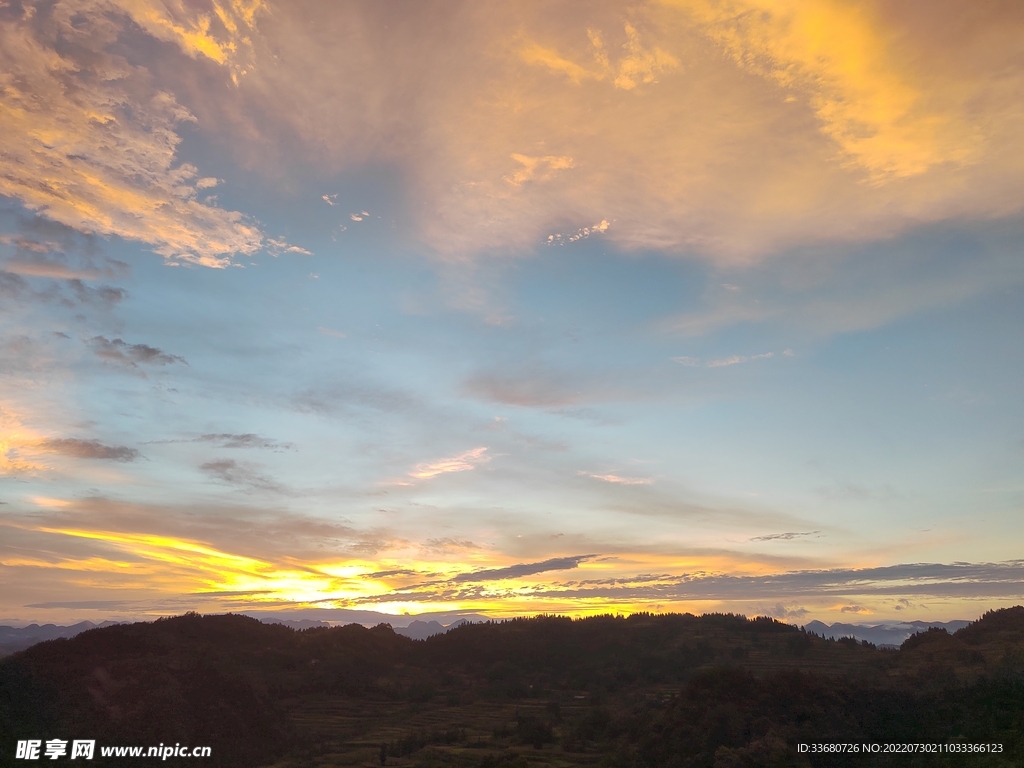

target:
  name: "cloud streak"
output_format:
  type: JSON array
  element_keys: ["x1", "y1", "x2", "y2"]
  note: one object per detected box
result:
[
  {"x1": 199, "y1": 459, "x2": 285, "y2": 493},
  {"x1": 706, "y1": 352, "x2": 774, "y2": 368},
  {"x1": 352, "y1": 560, "x2": 1024, "y2": 611},
  {"x1": 148, "y1": 433, "x2": 292, "y2": 450},
  {"x1": 750, "y1": 531, "x2": 822, "y2": 542},
  {"x1": 579, "y1": 472, "x2": 652, "y2": 486},
  {"x1": 449, "y1": 555, "x2": 598, "y2": 583},
  {"x1": 38, "y1": 438, "x2": 139, "y2": 462},
  {"x1": 87, "y1": 337, "x2": 186, "y2": 368},
  {"x1": 410, "y1": 447, "x2": 490, "y2": 480}
]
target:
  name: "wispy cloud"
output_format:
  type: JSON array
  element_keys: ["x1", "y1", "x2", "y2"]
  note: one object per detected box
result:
[
  {"x1": 0, "y1": 229, "x2": 128, "y2": 310},
  {"x1": 422, "y1": 538, "x2": 481, "y2": 555},
  {"x1": 338, "y1": 559, "x2": 1024, "y2": 613},
  {"x1": 198, "y1": 434, "x2": 291, "y2": 450},
  {"x1": 266, "y1": 238, "x2": 312, "y2": 256},
  {"x1": 3, "y1": 258, "x2": 102, "y2": 281},
  {"x1": 450, "y1": 555, "x2": 597, "y2": 583},
  {"x1": 111, "y1": 0, "x2": 266, "y2": 74},
  {"x1": 546, "y1": 219, "x2": 610, "y2": 245},
  {"x1": 504, "y1": 154, "x2": 574, "y2": 186},
  {"x1": 410, "y1": 447, "x2": 490, "y2": 480},
  {"x1": 38, "y1": 438, "x2": 138, "y2": 462},
  {"x1": 199, "y1": 459, "x2": 286, "y2": 494},
  {"x1": 463, "y1": 367, "x2": 621, "y2": 408},
  {"x1": 671, "y1": 352, "x2": 775, "y2": 368},
  {"x1": 840, "y1": 604, "x2": 869, "y2": 614},
  {"x1": 147, "y1": 434, "x2": 292, "y2": 451},
  {"x1": 87, "y1": 337, "x2": 186, "y2": 368},
  {"x1": 579, "y1": 471, "x2": 652, "y2": 486},
  {"x1": 750, "y1": 531, "x2": 821, "y2": 542},
  {"x1": 531, "y1": 561, "x2": 1024, "y2": 602},
  {"x1": 706, "y1": 352, "x2": 774, "y2": 368},
  {"x1": 521, "y1": 22, "x2": 679, "y2": 91}
]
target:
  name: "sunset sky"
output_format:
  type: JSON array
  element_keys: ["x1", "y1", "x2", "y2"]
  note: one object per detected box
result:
[{"x1": 2, "y1": 0, "x2": 1024, "y2": 626}]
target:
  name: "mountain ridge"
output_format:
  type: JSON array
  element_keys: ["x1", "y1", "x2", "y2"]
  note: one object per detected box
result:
[
  {"x1": 803, "y1": 618, "x2": 972, "y2": 647},
  {"x1": 0, "y1": 613, "x2": 971, "y2": 655},
  {"x1": 2, "y1": 607, "x2": 1022, "y2": 766}
]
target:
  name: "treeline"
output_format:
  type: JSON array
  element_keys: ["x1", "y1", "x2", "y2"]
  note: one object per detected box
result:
[{"x1": 0, "y1": 608, "x2": 1022, "y2": 767}]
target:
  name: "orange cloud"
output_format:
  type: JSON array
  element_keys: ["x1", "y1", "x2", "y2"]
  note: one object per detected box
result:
[
  {"x1": 5, "y1": 0, "x2": 1024, "y2": 267},
  {"x1": 0, "y1": 1, "x2": 264, "y2": 267},
  {"x1": 504, "y1": 154, "x2": 575, "y2": 186},
  {"x1": 520, "y1": 42, "x2": 601, "y2": 85},
  {"x1": 669, "y1": 0, "x2": 977, "y2": 179},
  {"x1": 222, "y1": 2, "x2": 1024, "y2": 260},
  {"x1": 522, "y1": 22, "x2": 679, "y2": 90},
  {"x1": 410, "y1": 447, "x2": 490, "y2": 480},
  {"x1": 116, "y1": 0, "x2": 266, "y2": 76},
  {"x1": 0, "y1": 405, "x2": 47, "y2": 475}
]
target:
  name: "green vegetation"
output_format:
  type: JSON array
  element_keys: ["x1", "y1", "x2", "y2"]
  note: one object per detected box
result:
[{"x1": 2, "y1": 609, "x2": 1023, "y2": 767}]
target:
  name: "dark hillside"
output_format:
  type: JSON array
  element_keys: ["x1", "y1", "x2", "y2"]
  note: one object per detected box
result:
[{"x1": 2, "y1": 609, "x2": 1023, "y2": 767}]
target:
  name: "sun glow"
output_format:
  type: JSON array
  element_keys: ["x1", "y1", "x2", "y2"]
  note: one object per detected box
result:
[{"x1": 11, "y1": 524, "x2": 789, "y2": 618}]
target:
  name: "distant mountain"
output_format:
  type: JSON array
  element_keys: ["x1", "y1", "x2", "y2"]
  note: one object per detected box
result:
[
  {"x1": 0, "y1": 613, "x2": 490, "y2": 657},
  {"x1": 259, "y1": 616, "x2": 478, "y2": 640},
  {"x1": 0, "y1": 620, "x2": 121, "y2": 657},
  {"x1": 803, "y1": 618, "x2": 971, "y2": 647},
  {"x1": 0, "y1": 614, "x2": 969, "y2": 657},
  {"x1": 394, "y1": 619, "x2": 446, "y2": 640},
  {"x1": 243, "y1": 608, "x2": 492, "y2": 629},
  {"x1": 394, "y1": 617, "x2": 475, "y2": 640}
]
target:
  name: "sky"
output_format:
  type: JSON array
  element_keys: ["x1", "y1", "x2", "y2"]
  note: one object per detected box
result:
[{"x1": 2, "y1": 0, "x2": 1024, "y2": 627}]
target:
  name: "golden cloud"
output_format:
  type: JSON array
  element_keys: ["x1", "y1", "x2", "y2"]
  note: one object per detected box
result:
[
  {"x1": 5, "y1": 506, "x2": 1020, "y2": 623},
  {"x1": 671, "y1": 0, "x2": 979, "y2": 179},
  {"x1": 226, "y1": 1, "x2": 1024, "y2": 259},
  {"x1": 0, "y1": 404, "x2": 49, "y2": 475},
  {"x1": 521, "y1": 22, "x2": 679, "y2": 90},
  {"x1": 116, "y1": 0, "x2": 265, "y2": 75},
  {"x1": 4, "y1": 1, "x2": 1024, "y2": 265},
  {"x1": 0, "y1": 1, "x2": 264, "y2": 267}
]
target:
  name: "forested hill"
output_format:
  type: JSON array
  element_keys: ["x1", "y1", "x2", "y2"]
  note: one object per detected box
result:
[{"x1": 2, "y1": 609, "x2": 1023, "y2": 767}]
